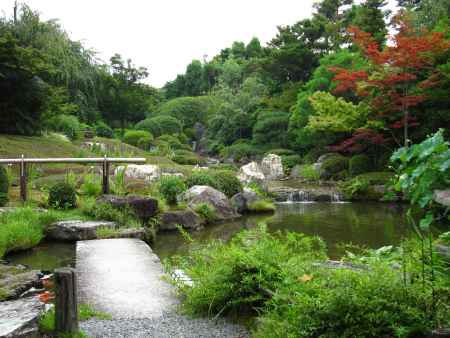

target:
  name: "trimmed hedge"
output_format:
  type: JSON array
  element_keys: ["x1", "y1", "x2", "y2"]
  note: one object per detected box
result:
[
  {"x1": 349, "y1": 154, "x2": 372, "y2": 177},
  {"x1": 185, "y1": 170, "x2": 242, "y2": 198},
  {"x1": 320, "y1": 155, "x2": 349, "y2": 180},
  {"x1": 123, "y1": 130, "x2": 152, "y2": 147}
]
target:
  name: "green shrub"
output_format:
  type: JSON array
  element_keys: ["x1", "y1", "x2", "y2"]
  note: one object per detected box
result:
[
  {"x1": 247, "y1": 200, "x2": 276, "y2": 212},
  {"x1": 48, "y1": 182, "x2": 77, "y2": 209},
  {"x1": 303, "y1": 147, "x2": 327, "y2": 164},
  {"x1": 80, "y1": 198, "x2": 141, "y2": 228},
  {"x1": 185, "y1": 170, "x2": 216, "y2": 188},
  {"x1": 349, "y1": 154, "x2": 372, "y2": 176},
  {"x1": 193, "y1": 203, "x2": 217, "y2": 223},
  {"x1": 320, "y1": 154, "x2": 349, "y2": 180},
  {"x1": 135, "y1": 116, "x2": 182, "y2": 137},
  {"x1": 210, "y1": 170, "x2": 242, "y2": 198},
  {"x1": 220, "y1": 141, "x2": 263, "y2": 161},
  {"x1": 159, "y1": 176, "x2": 186, "y2": 205},
  {"x1": 281, "y1": 155, "x2": 302, "y2": 175},
  {"x1": 123, "y1": 130, "x2": 152, "y2": 147},
  {"x1": 266, "y1": 149, "x2": 296, "y2": 156},
  {"x1": 79, "y1": 173, "x2": 102, "y2": 197},
  {"x1": 47, "y1": 114, "x2": 82, "y2": 140},
  {"x1": 169, "y1": 225, "x2": 326, "y2": 316},
  {"x1": 185, "y1": 170, "x2": 242, "y2": 198},
  {"x1": 256, "y1": 262, "x2": 437, "y2": 338},
  {"x1": 172, "y1": 150, "x2": 206, "y2": 165},
  {"x1": 137, "y1": 135, "x2": 154, "y2": 150},
  {"x1": 297, "y1": 164, "x2": 320, "y2": 181},
  {"x1": 94, "y1": 121, "x2": 114, "y2": 138},
  {"x1": 0, "y1": 166, "x2": 9, "y2": 207}
]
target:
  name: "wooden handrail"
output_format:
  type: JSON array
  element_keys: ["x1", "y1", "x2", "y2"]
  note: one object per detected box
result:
[
  {"x1": 0, "y1": 155, "x2": 147, "y2": 201},
  {"x1": 0, "y1": 157, "x2": 146, "y2": 164}
]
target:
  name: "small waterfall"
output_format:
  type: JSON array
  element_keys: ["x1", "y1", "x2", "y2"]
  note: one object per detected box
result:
[
  {"x1": 288, "y1": 190, "x2": 313, "y2": 202},
  {"x1": 331, "y1": 192, "x2": 343, "y2": 203}
]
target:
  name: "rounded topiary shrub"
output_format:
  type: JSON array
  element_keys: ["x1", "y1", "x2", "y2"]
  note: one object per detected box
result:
[
  {"x1": 349, "y1": 154, "x2": 372, "y2": 177},
  {"x1": 185, "y1": 171, "x2": 216, "y2": 188},
  {"x1": 95, "y1": 121, "x2": 114, "y2": 138},
  {"x1": 320, "y1": 155, "x2": 349, "y2": 180},
  {"x1": 210, "y1": 170, "x2": 242, "y2": 198},
  {"x1": 159, "y1": 176, "x2": 186, "y2": 205},
  {"x1": 123, "y1": 130, "x2": 152, "y2": 147},
  {"x1": 137, "y1": 135, "x2": 154, "y2": 151},
  {"x1": 48, "y1": 182, "x2": 77, "y2": 209},
  {"x1": 0, "y1": 166, "x2": 9, "y2": 207}
]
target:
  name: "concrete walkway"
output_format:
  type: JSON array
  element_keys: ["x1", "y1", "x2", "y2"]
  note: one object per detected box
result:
[{"x1": 76, "y1": 238, "x2": 178, "y2": 319}]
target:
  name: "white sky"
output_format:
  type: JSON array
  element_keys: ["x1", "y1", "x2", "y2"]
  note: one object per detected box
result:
[{"x1": 0, "y1": 0, "x2": 397, "y2": 88}]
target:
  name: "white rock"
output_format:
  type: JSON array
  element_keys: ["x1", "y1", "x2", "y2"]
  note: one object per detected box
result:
[
  {"x1": 237, "y1": 161, "x2": 265, "y2": 184},
  {"x1": 82, "y1": 141, "x2": 107, "y2": 152},
  {"x1": 0, "y1": 296, "x2": 44, "y2": 338},
  {"x1": 115, "y1": 164, "x2": 160, "y2": 182},
  {"x1": 261, "y1": 154, "x2": 284, "y2": 180}
]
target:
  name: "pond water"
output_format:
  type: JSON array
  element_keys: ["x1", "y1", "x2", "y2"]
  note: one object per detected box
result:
[
  {"x1": 153, "y1": 202, "x2": 413, "y2": 260},
  {"x1": 6, "y1": 202, "x2": 414, "y2": 271}
]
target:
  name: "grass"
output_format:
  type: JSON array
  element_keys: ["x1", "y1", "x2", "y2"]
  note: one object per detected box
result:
[
  {"x1": 247, "y1": 200, "x2": 276, "y2": 213},
  {"x1": 0, "y1": 207, "x2": 87, "y2": 258},
  {"x1": 39, "y1": 304, "x2": 111, "y2": 336},
  {"x1": 297, "y1": 164, "x2": 320, "y2": 181},
  {"x1": 95, "y1": 226, "x2": 122, "y2": 239}
]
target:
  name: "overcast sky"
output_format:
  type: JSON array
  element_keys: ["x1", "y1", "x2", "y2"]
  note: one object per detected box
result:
[{"x1": 1, "y1": 0, "x2": 397, "y2": 88}]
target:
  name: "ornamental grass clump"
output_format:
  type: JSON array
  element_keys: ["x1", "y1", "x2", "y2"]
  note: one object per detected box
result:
[
  {"x1": 0, "y1": 208, "x2": 60, "y2": 258},
  {"x1": 168, "y1": 225, "x2": 326, "y2": 317}
]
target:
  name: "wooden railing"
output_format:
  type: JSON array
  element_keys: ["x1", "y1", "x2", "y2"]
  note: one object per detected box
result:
[{"x1": 0, "y1": 155, "x2": 146, "y2": 201}]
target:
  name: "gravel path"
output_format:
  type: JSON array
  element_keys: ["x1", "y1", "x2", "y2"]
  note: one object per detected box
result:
[{"x1": 80, "y1": 312, "x2": 250, "y2": 338}]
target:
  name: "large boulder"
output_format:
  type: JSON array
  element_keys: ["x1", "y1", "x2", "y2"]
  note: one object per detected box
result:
[
  {"x1": 0, "y1": 296, "x2": 44, "y2": 338},
  {"x1": 115, "y1": 164, "x2": 160, "y2": 182},
  {"x1": 96, "y1": 195, "x2": 158, "y2": 222},
  {"x1": 237, "y1": 162, "x2": 265, "y2": 184},
  {"x1": 0, "y1": 264, "x2": 40, "y2": 301},
  {"x1": 46, "y1": 220, "x2": 117, "y2": 241},
  {"x1": 231, "y1": 188, "x2": 260, "y2": 213},
  {"x1": 261, "y1": 154, "x2": 284, "y2": 180},
  {"x1": 182, "y1": 186, "x2": 240, "y2": 220},
  {"x1": 159, "y1": 210, "x2": 205, "y2": 231}
]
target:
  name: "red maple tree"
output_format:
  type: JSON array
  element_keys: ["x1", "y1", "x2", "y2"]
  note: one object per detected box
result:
[{"x1": 332, "y1": 11, "x2": 449, "y2": 148}]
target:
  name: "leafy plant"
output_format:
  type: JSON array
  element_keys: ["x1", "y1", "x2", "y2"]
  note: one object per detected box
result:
[
  {"x1": 123, "y1": 130, "x2": 152, "y2": 147},
  {"x1": 168, "y1": 225, "x2": 326, "y2": 316},
  {"x1": 159, "y1": 176, "x2": 186, "y2": 205},
  {"x1": 79, "y1": 173, "x2": 102, "y2": 197},
  {"x1": 185, "y1": 170, "x2": 216, "y2": 188},
  {"x1": 95, "y1": 121, "x2": 114, "y2": 138},
  {"x1": 193, "y1": 203, "x2": 217, "y2": 223},
  {"x1": 48, "y1": 182, "x2": 77, "y2": 209},
  {"x1": 210, "y1": 170, "x2": 242, "y2": 198}
]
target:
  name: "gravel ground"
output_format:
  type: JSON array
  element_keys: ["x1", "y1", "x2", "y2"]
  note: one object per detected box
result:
[{"x1": 80, "y1": 312, "x2": 250, "y2": 338}]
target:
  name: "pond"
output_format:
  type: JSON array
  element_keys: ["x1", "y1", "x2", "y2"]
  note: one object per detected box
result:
[{"x1": 6, "y1": 202, "x2": 414, "y2": 271}]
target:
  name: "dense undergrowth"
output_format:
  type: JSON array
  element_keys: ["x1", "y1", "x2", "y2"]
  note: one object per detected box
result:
[{"x1": 167, "y1": 226, "x2": 450, "y2": 338}]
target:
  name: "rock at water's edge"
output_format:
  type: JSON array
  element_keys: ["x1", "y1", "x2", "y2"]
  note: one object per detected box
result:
[
  {"x1": 46, "y1": 220, "x2": 117, "y2": 241},
  {"x1": 260, "y1": 154, "x2": 284, "y2": 180},
  {"x1": 96, "y1": 195, "x2": 158, "y2": 222},
  {"x1": 159, "y1": 210, "x2": 205, "y2": 231},
  {"x1": 237, "y1": 162, "x2": 265, "y2": 184},
  {"x1": 0, "y1": 296, "x2": 44, "y2": 338},
  {"x1": 0, "y1": 264, "x2": 40, "y2": 301},
  {"x1": 182, "y1": 186, "x2": 240, "y2": 220}
]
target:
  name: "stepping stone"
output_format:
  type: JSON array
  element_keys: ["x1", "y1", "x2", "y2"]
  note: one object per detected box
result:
[
  {"x1": 0, "y1": 296, "x2": 44, "y2": 338},
  {"x1": 76, "y1": 239, "x2": 177, "y2": 319},
  {"x1": 46, "y1": 220, "x2": 116, "y2": 241}
]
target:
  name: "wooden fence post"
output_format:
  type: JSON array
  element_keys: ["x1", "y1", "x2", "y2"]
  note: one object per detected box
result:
[
  {"x1": 20, "y1": 154, "x2": 27, "y2": 202},
  {"x1": 55, "y1": 268, "x2": 78, "y2": 334},
  {"x1": 102, "y1": 155, "x2": 110, "y2": 194}
]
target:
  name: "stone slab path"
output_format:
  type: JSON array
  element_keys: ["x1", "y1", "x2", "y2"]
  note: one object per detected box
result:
[{"x1": 76, "y1": 238, "x2": 178, "y2": 319}]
